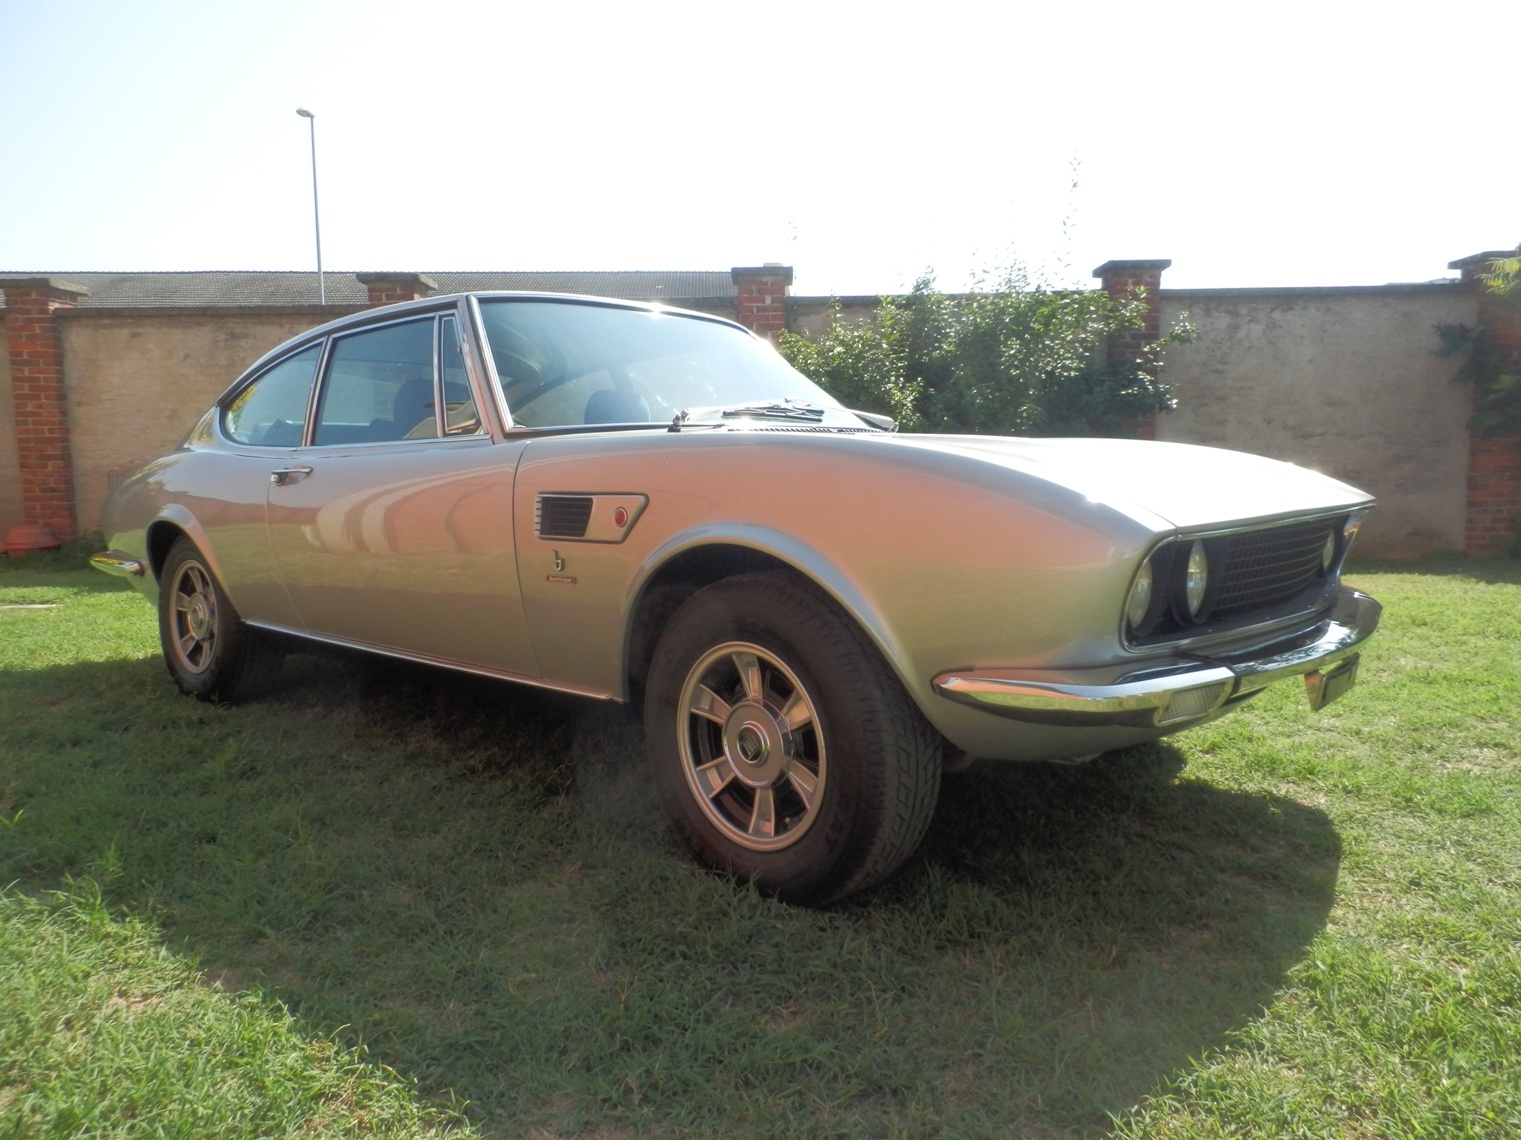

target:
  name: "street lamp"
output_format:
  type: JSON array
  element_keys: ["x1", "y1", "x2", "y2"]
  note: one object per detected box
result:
[{"x1": 295, "y1": 107, "x2": 325, "y2": 304}]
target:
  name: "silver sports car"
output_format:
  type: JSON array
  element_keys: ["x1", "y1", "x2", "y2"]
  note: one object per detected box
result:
[{"x1": 93, "y1": 293, "x2": 1381, "y2": 903}]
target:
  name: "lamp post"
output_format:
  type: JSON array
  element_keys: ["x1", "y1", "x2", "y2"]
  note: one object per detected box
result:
[{"x1": 295, "y1": 107, "x2": 325, "y2": 304}]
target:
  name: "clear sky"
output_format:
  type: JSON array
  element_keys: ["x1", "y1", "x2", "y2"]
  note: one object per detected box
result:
[{"x1": 2, "y1": 0, "x2": 1515, "y2": 296}]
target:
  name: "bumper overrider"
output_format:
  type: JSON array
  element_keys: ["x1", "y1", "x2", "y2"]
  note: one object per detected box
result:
[{"x1": 933, "y1": 588, "x2": 1380, "y2": 729}]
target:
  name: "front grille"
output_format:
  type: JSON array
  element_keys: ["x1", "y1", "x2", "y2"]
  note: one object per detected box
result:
[
  {"x1": 1129, "y1": 515, "x2": 1344, "y2": 646},
  {"x1": 1209, "y1": 520, "x2": 1334, "y2": 619},
  {"x1": 537, "y1": 494, "x2": 593, "y2": 539}
]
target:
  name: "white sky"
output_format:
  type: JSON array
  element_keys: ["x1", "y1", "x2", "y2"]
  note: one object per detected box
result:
[{"x1": 1, "y1": 0, "x2": 1516, "y2": 295}]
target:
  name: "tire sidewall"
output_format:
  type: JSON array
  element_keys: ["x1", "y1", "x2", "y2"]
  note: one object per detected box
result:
[
  {"x1": 645, "y1": 576, "x2": 892, "y2": 903},
  {"x1": 158, "y1": 539, "x2": 239, "y2": 700}
]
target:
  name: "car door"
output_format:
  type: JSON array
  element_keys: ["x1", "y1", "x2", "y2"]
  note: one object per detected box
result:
[{"x1": 266, "y1": 311, "x2": 538, "y2": 677}]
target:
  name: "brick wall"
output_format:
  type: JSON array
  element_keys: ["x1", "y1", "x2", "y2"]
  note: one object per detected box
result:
[
  {"x1": 731, "y1": 265, "x2": 793, "y2": 342},
  {"x1": 2, "y1": 280, "x2": 88, "y2": 540},
  {"x1": 1094, "y1": 260, "x2": 1172, "y2": 440},
  {"x1": 1450, "y1": 252, "x2": 1521, "y2": 556}
]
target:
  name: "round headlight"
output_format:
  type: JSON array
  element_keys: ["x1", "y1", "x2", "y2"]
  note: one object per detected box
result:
[
  {"x1": 1322, "y1": 531, "x2": 1336, "y2": 571},
  {"x1": 1184, "y1": 540, "x2": 1209, "y2": 619},
  {"x1": 1126, "y1": 558, "x2": 1154, "y2": 631}
]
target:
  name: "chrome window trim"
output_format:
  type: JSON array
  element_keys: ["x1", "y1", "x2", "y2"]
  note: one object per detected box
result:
[
  {"x1": 466, "y1": 294, "x2": 516, "y2": 433},
  {"x1": 273, "y1": 305, "x2": 491, "y2": 450},
  {"x1": 434, "y1": 311, "x2": 488, "y2": 440}
]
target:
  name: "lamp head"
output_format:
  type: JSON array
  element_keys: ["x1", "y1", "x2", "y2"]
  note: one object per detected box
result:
[{"x1": 296, "y1": 107, "x2": 314, "y2": 119}]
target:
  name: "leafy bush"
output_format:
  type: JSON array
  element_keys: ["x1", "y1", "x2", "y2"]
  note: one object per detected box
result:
[
  {"x1": 779, "y1": 265, "x2": 1193, "y2": 436},
  {"x1": 1436, "y1": 250, "x2": 1521, "y2": 435}
]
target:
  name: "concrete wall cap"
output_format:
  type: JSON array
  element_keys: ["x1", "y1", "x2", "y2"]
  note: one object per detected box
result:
[
  {"x1": 1448, "y1": 249, "x2": 1519, "y2": 270},
  {"x1": 1092, "y1": 260, "x2": 1172, "y2": 278},
  {"x1": 0, "y1": 277, "x2": 91, "y2": 298},
  {"x1": 731, "y1": 265, "x2": 795, "y2": 285},
  {"x1": 355, "y1": 272, "x2": 439, "y2": 290}
]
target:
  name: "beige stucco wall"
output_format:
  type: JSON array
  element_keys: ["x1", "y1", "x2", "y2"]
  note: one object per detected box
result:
[
  {"x1": 0, "y1": 284, "x2": 1487, "y2": 557},
  {"x1": 0, "y1": 326, "x2": 22, "y2": 537},
  {"x1": 1156, "y1": 286, "x2": 1476, "y2": 558},
  {"x1": 59, "y1": 309, "x2": 335, "y2": 534},
  {"x1": 789, "y1": 296, "x2": 883, "y2": 339}
]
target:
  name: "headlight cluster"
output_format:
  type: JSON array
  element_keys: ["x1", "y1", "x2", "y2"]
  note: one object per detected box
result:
[
  {"x1": 1124, "y1": 513, "x2": 1363, "y2": 643},
  {"x1": 1125, "y1": 539, "x2": 1214, "y2": 640}
]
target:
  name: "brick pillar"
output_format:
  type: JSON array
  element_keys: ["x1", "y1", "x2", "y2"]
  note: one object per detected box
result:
[
  {"x1": 1092, "y1": 259, "x2": 1172, "y2": 439},
  {"x1": 2, "y1": 277, "x2": 90, "y2": 542},
  {"x1": 730, "y1": 264, "x2": 793, "y2": 342},
  {"x1": 357, "y1": 272, "x2": 437, "y2": 308},
  {"x1": 1450, "y1": 250, "x2": 1521, "y2": 557}
]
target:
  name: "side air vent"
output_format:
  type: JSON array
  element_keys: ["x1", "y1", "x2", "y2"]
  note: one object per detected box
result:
[{"x1": 537, "y1": 494, "x2": 593, "y2": 539}]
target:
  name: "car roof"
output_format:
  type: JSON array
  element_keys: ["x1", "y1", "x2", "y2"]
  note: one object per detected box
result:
[{"x1": 231, "y1": 290, "x2": 753, "y2": 389}]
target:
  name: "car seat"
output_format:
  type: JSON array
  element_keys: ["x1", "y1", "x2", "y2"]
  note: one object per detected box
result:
[{"x1": 584, "y1": 389, "x2": 651, "y2": 424}]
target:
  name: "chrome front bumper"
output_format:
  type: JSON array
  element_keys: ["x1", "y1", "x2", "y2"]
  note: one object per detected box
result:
[{"x1": 932, "y1": 588, "x2": 1380, "y2": 729}]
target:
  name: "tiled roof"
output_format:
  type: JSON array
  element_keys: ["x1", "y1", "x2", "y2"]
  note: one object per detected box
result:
[{"x1": 0, "y1": 270, "x2": 739, "y2": 308}]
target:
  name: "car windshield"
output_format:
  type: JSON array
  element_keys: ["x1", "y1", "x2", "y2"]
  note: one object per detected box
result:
[{"x1": 476, "y1": 299, "x2": 843, "y2": 429}]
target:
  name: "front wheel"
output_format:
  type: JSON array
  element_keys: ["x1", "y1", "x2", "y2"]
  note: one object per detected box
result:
[
  {"x1": 645, "y1": 573, "x2": 941, "y2": 905},
  {"x1": 159, "y1": 536, "x2": 283, "y2": 702}
]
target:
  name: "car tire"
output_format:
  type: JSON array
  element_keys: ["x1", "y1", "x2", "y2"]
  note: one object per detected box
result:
[
  {"x1": 159, "y1": 536, "x2": 283, "y2": 702},
  {"x1": 645, "y1": 572, "x2": 941, "y2": 905}
]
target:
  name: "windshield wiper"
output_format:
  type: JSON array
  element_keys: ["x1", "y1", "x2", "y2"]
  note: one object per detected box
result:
[
  {"x1": 721, "y1": 400, "x2": 826, "y2": 421},
  {"x1": 669, "y1": 400, "x2": 827, "y2": 432}
]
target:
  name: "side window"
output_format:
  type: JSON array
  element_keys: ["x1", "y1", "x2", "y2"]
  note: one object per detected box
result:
[
  {"x1": 315, "y1": 320, "x2": 438, "y2": 445},
  {"x1": 440, "y1": 316, "x2": 482, "y2": 436},
  {"x1": 223, "y1": 345, "x2": 322, "y2": 446}
]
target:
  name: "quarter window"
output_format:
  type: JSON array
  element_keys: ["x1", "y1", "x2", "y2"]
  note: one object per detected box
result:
[
  {"x1": 222, "y1": 344, "x2": 322, "y2": 446},
  {"x1": 440, "y1": 317, "x2": 482, "y2": 436}
]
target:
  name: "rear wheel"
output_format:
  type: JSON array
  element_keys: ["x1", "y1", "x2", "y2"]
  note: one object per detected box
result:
[
  {"x1": 645, "y1": 572, "x2": 941, "y2": 904},
  {"x1": 159, "y1": 536, "x2": 283, "y2": 702}
]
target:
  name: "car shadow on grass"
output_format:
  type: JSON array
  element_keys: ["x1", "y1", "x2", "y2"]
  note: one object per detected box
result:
[{"x1": 0, "y1": 650, "x2": 1341, "y2": 1137}]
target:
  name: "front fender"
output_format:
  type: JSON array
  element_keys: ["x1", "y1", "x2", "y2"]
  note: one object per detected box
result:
[{"x1": 626, "y1": 521, "x2": 911, "y2": 688}]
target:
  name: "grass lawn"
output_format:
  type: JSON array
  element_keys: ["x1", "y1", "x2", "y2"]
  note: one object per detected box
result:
[{"x1": 1, "y1": 556, "x2": 1517, "y2": 1137}]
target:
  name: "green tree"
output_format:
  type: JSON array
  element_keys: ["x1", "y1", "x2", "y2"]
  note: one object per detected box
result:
[
  {"x1": 1481, "y1": 253, "x2": 1520, "y2": 296},
  {"x1": 779, "y1": 264, "x2": 1193, "y2": 436}
]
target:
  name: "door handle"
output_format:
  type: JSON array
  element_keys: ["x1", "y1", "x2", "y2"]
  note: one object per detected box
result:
[{"x1": 270, "y1": 466, "x2": 314, "y2": 486}]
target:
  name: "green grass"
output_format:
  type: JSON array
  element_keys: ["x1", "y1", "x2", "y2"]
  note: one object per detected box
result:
[{"x1": 1, "y1": 558, "x2": 1518, "y2": 1137}]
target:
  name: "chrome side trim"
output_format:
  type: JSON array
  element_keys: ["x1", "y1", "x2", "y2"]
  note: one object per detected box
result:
[
  {"x1": 90, "y1": 551, "x2": 146, "y2": 578},
  {"x1": 244, "y1": 621, "x2": 619, "y2": 702},
  {"x1": 934, "y1": 588, "x2": 1380, "y2": 728}
]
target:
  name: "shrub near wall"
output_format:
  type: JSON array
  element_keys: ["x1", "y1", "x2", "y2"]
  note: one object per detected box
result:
[{"x1": 779, "y1": 268, "x2": 1190, "y2": 437}]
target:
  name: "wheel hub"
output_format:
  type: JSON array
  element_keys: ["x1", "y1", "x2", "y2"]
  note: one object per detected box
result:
[
  {"x1": 186, "y1": 593, "x2": 211, "y2": 641},
  {"x1": 725, "y1": 709, "x2": 789, "y2": 787}
]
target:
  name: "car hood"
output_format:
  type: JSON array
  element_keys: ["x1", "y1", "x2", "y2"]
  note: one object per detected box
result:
[{"x1": 882, "y1": 434, "x2": 1373, "y2": 532}]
